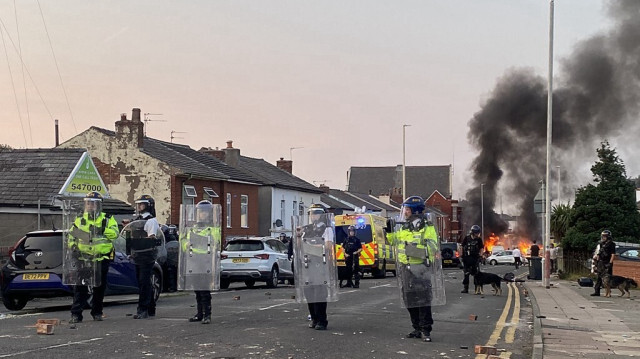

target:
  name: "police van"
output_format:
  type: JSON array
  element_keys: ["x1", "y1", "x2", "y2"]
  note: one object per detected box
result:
[{"x1": 334, "y1": 214, "x2": 396, "y2": 278}]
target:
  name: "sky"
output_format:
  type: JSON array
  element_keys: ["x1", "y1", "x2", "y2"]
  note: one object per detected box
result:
[{"x1": 0, "y1": 0, "x2": 621, "y2": 203}]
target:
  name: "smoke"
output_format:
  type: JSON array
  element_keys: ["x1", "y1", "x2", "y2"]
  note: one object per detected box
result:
[{"x1": 466, "y1": 0, "x2": 640, "y2": 240}]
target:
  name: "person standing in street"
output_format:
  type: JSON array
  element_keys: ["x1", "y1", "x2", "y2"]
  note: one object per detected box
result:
[
  {"x1": 131, "y1": 194, "x2": 160, "y2": 319},
  {"x1": 68, "y1": 192, "x2": 119, "y2": 323},
  {"x1": 591, "y1": 230, "x2": 616, "y2": 297},
  {"x1": 461, "y1": 225, "x2": 484, "y2": 294},
  {"x1": 386, "y1": 196, "x2": 440, "y2": 342},
  {"x1": 340, "y1": 225, "x2": 362, "y2": 288},
  {"x1": 549, "y1": 243, "x2": 558, "y2": 273},
  {"x1": 512, "y1": 247, "x2": 522, "y2": 270},
  {"x1": 530, "y1": 241, "x2": 540, "y2": 257}
]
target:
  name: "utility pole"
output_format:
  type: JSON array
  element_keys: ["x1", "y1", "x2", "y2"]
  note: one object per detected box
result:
[
  {"x1": 143, "y1": 113, "x2": 165, "y2": 136},
  {"x1": 402, "y1": 124, "x2": 411, "y2": 201},
  {"x1": 543, "y1": 0, "x2": 555, "y2": 290}
]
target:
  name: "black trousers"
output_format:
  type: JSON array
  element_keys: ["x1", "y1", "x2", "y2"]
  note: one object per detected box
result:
[
  {"x1": 514, "y1": 257, "x2": 522, "y2": 269},
  {"x1": 195, "y1": 290, "x2": 212, "y2": 317},
  {"x1": 407, "y1": 305, "x2": 433, "y2": 333},
  {"x1": 135, "y1": 261, "x2": 155, "y2": 314},
  {"x1": 345, "y1": 254, "x2": 360, "y2": 285},
  {"x1": 71, "y1": 259, "x2": 110, "y2": 319},
  {"x1": 307, "y1": 302, "x2": 328, "y2": 326},
  {"x1": 462, "y1": 256, "x2": 480, "y2": 288}
]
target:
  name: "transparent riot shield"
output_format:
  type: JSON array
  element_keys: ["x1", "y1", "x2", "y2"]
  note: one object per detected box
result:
[
  {"x1": 114, "y1": 220, "x2": 165, "y2": 265},
  {"x1": 393, "y1": 213, "x2": 446, "y2": 307},
  {"x1": 177, "y1": 204, "x2": 222, "y2": 291},
  {"x1": 62, "y1": 200, "x2": 100, "y2": 287},
  {"x1": 292, "y1": 213, "x2": 339, "y2": 303}
]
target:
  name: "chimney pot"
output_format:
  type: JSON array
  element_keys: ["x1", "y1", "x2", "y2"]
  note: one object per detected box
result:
[
  {"x1": 226, "y1": 140, "x2": 233, "y2": 149},
  {"x1": 120, "y1": 113, "x2": 127, "y2": 121},
  {"x1": 276, "y1": 158, "x2": 293, "y2": 174},
  {"x1": 132, "y1": 108, "x2": 141, "y2": 122}
]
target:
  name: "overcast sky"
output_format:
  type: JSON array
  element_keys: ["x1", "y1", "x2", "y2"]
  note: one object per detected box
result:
[{"x1": 0, "y1": 1, "x2": 616, "y2": 200}]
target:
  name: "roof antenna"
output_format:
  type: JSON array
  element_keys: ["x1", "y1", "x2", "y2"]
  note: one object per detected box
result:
[{"x1": 143, "y1": 113, "x2": 165, "y2": 136}]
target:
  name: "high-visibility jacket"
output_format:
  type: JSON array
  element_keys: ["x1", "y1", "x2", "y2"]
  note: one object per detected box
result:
[
  {"x1": 181, "y1": 227, "x2": 222, "y2": 254},
  {"x1": 387, "y1": 224, "x2": 438, "y2": 265},
  {"x1": 68, "y1": 212, "x2": 118, "y2": 261}
]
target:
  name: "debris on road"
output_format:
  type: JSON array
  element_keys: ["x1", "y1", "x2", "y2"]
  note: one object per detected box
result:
[
  {"x1": 469, "y1": 314, "x2": 478, "y2": 321},
  {"x1": 474, "y1": 345, "x2": 497, "y2": 355}
]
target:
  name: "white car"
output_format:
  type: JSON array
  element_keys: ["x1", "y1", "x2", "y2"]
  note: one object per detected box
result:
[
  {"x1": 220, "y1": 237, "x2": 293, "y2": 289},
  {"x1": 487, "y1": 250, "x2": 517, "y2": 265}
]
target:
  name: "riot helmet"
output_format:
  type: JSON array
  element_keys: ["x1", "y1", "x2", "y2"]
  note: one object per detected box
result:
[
  {"x1": 401, "y1": 196, "x2": 425, "y2": 219},
  {"x1": 84, "y1": 191, "x2": 103, "y2": 220},
  {"x1": 195, "y1": 200, "x2": 214, "y2": 227},
  {"x1": 135, "y1": 194, "x2": 156, "y2": 218},
  {"x1": 308, "y1": 204, "x2": 326, "y2": 224},
  {"x1": 470, "y1": 225, "x2": 481, "y2": 236},
  {"x1": 347, "y1": 225, "x2": 356, "y2": 236},
  {"x1": 600, "y1": 230, "x2": 612, "y2": 241}
]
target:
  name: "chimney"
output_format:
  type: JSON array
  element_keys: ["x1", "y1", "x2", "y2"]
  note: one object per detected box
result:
[
  {"x1": 199, "y1": 147, "x2": 226, "y2": 161},
  {"x1": 318, "y1": 184, "x2": 330, "y2": 193},
  {"x1": 114, "y1": 109, "x2": 144, "y2": 148},
  {"x1": 223, "y1": 140, "x2": 240, "y2": 167},
  {"x1": 277, "y1": 157, "x2": 293, "y2": 174},
  {"x1": 54, "y1": 119, "x2": 59, "y2": 147}
]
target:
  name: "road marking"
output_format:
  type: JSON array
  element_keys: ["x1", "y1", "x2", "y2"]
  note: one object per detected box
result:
[
  {"x1": 0, "y1": 312, "x2": 43, "y2": 321},
  {"x1": 476, "y1": 280, "x2": 514, "y2": 359},
  {"x1": 258, "y1": 302, "x2": 293, "y2": 311},
  {"x1": 0, "y1": 338, "x2": 103, "y2": 358},
  {"x1": 505, "y1": 283, "x2": 520, "y2": 343},
  {"x1": 370, "y1": 284, "x2": 391, "y2": 289}
]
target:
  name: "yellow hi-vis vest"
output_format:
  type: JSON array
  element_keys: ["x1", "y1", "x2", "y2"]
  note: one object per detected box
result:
[
  {"x1": 68, "y1": 212, "x2": 118, "y2": 261},
  {"x1": 181, "y1": 227, "x2": 222, "y2": 254},
  {"x1": 387, "y1": 225, "x2": 438, "y2": 265}
]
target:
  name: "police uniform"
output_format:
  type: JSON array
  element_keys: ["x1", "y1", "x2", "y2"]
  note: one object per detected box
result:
[
  {"x1": 341, "y1": 232, "x2": 362, "y2": 288},
  {"x1": 461, "y1": 227, "x2": 484, "y2": 293},
  {"x1": 592, "y1": 231, "x2": 616, "y2": 297},
  {"x1": 387, "y1": 196, "x2": 438, "y2": 342},
  {"x1": 131, "y1": 195, "x2": 160, "y2": 319},
  {"x1": 69, "y1": 192, "x2": 118, "y2": 323}
]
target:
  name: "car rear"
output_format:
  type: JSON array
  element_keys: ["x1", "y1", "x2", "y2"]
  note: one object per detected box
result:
[
  {"x1": 220, "y1": 239, "x2": 275, "y2": 287},
  {"x1": 440, "y1": 242, "x2": 462, "y2": 268},
  {"x1": 1, "y1": 231, "x2": 71, "y2": 310}
]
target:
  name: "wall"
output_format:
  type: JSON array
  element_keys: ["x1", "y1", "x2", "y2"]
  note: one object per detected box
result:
[
  {"x1": 613, "y1": 259, "x2": 640, "y2": 287},
  {"x1": 220, "y1": 182, "x2": 259, "y2": 240},
  {"x1": 59, "y1": 129, "x2": 173, "y2": 223},
  {"x1": 257, "y1": 187, "x2": 273, "y2": 236},
  {"x1": 426, "y1": 191, "x2": 453, "y2": 242},
  {"x1": 270, "y1": 188, "x2": 321, "y2": 237},
  {"x1": 169, "y1": 176, "x2": 224, "y2": 225}
]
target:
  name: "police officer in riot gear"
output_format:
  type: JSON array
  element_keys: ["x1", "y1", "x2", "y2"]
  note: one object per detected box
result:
[
  {"x1": 591, "y1": 230, "x2": 616, "y2": 297},
  {"x1": 461, "y1": 225, "x2": 484, "y2": 294},
  {"x1": 386, "y1": 196, "x2": 439, "y2": 342},
  {"x1": 68, "y1": 192, "x2": 118, "y2": 323},
  {"x1": 340, "y1": 225, "x2": 362, "y2": 288},
  {"x1": 131, "y1": 194, "x2": 160, "y2": 319},
  {"x1": 182, "y1": 200, "x2": 221, "y2": 324}
]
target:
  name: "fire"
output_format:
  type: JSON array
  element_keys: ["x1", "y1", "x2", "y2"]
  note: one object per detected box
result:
[
  {"x1": 484, "y1": 234, "x2": 500, "y2": 253},
  {"x1": 517, "y1": 240, "x2": 530, "y2": 256}
]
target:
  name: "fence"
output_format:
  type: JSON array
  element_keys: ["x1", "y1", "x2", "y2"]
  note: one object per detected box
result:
[{"x1": 560, "y1": 250, "x2": 592, "y2": 277}]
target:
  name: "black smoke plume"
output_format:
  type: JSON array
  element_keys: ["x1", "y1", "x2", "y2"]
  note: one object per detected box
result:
[{"x1": 466, "y1": 0, "x2": 640, "y2": 241}]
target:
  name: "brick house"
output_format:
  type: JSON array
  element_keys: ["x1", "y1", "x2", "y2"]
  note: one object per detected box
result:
[
  {"x1": 58, "y1": 108, "x2": 262, "y2": 240},
  {"x1": 425, "y1": 190, "x2": 463, "y2": 243}
]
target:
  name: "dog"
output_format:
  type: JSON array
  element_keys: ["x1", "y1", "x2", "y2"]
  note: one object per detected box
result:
[
  {"x1": 604, "y1": 275, "x2": 638, "y2": 298},
  {"x1": 473, "y1": 270, "x2": 525, "y2": 296}
]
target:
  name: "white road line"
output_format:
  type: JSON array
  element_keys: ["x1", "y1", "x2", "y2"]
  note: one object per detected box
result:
[
  {"x1": 0, "y1": 337, "x2": 103, "y2": 358},
  {"x1": 0, "y1": 312, "x2": 43, "y2": 321},
  {"x1": 258, "y1": 302, "x2": 294, "y2": 311},
  {"x1": 370, "y1": 284, "x2": 391, "y2": 289}
]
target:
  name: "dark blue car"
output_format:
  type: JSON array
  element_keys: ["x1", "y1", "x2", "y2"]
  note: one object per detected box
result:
[{"x1": 0, "y1": 229, "x2": 163, "y2": 311}]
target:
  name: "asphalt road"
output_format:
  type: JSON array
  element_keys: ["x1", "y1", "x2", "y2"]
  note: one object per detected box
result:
[{"x1": 0, "y1": 265, "x2": 533, "y2": 359}]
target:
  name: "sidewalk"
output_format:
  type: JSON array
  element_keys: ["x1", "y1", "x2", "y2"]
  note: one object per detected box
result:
[{"x1": 526, "y1": 277, "x2": 640, "y2": 358}]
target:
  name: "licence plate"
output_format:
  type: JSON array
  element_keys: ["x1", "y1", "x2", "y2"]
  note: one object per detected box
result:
[
  {"x1": 444, "y1": 260, "x2": 452, "y2": 264},
  {"x1": 23, "y1": 273, "x2": 50, "y2": 280},
  {"x1": 232, "y1": 258, "x2": 249, "y2": 263}
]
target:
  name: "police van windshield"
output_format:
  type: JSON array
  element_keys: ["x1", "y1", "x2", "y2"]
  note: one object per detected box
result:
[{"x1": 335, "y1": 225, "x2": 373, "y2": 245}]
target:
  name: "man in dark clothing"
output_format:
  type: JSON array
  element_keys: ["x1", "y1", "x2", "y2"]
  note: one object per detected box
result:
[
  {"x1": 461, "y1": 225, "x2": 484, "y2": 294},
  {"x1": 530, "y1": 241, "x2": 540, "y2": 257},
  {"x1": 340, "y1": 226, "x2": 362, "y2": 288},
  {"x1": 591, "y1": 230, "x2": 616, "y2": 297}
]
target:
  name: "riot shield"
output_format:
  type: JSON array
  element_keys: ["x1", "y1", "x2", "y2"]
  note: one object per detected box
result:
[
  {"x1": 62, "y1": 200, "x2": 100, "y2": 287},
  {"x1": 177, "y1": 203, "x2": 222, "y2": 291},
  {"x1": 292, "y1": 213, "x2": 339, "y2": 303},
  {"x1": 114, "y1": 220, "x2": 165, "y2": 265},
  {"x1": 393, "y1": 214, "x2": 446, "y2": 307}
]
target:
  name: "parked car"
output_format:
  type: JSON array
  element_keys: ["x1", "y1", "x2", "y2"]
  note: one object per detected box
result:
[
  {"x1": 487, "y1": 250, "x2": 516, "y2": 265},
  {"x1": 616, "y1": 246, "x2": 640, "y2": 261},
  {"x1": 0, "y1": 229, "x2": 164, "y2": 311},
  {"x1": 440, "y1": 242, "x2": 463, "y2": 269},
  {"x1": 220, "y1": 237, "x2": 293, "y2": 289}
]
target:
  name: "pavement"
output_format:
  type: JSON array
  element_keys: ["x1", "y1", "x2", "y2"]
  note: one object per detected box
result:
[{"x1": 526, "y1": 275, "x2": 640, "y2": 359}]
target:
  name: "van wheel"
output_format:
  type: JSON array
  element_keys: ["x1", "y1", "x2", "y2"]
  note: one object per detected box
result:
[
  {"x1": 490, "y1": 260, "x2": 498, "y2": 266},
  {"x1": 373, "y1": 261, "x2": 387, "y2": 279},
  {"x1": 266, "y1": 267, "x2": 279, "y2": 288},
  {"x1": 2, "y1": 294, "x2": 28, "y2": 311}
]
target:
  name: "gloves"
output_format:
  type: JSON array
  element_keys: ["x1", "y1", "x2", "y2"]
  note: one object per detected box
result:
[{"x1": 385, "y1": 219, "x2": 395, "y2": 233}]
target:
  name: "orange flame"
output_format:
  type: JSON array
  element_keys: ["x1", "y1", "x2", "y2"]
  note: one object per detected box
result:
[
  {"x1": 484, "y1": 233, "x2": 500, "y2": 253},
  {"x1": 517, "y1": 240, "x2": 530, "y2": 256}
]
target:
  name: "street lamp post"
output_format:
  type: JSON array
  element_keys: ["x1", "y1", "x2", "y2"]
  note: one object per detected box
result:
[
  {"x1": 543, "y1": 0, "x2": 555, "y2": 289},
  {"x1": 556, "y1": 165, "x2": 561, "y2": 204},
  {"x1": 481, "y1": 183, "x2": 485, "y2": 241},
  {"x1": 402, "y1": 124, "x2": 411, "y2": 201}
]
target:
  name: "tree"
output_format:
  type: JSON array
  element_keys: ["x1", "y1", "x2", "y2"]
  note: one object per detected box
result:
[
  {"x1": 562, "y1": 141, "x2": 640, "y2": 251},
  {"x1": 550, "y1": 203, "x2": 572, "y2": 241}
]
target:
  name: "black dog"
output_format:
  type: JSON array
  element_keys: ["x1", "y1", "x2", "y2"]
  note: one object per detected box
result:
[
  {"x1": 473, "y1": 271, "x2": 524, "y2": 296},
  {"x1": 605, "y1": 275, "x2": 638, "y2": 298}
]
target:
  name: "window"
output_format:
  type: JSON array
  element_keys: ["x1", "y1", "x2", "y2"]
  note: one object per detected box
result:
[
  {"x1": 293, "y1": 201, "x2": 297, "y2": 217},
  {"x1": 241, "y1": 195, "x2": 248, "y2": 228},
  {"x1": 226, "y1": 193, "x2": 232, "y2": 228},
  {"x1": 183, "y1": 185, "x2": 197, "y2": 208},
  {"x1": 203, "y1": 187, "x2": 218, "y2": 201},
  {"x1": 280, "y1": 200, "x2": 285, "y2": 226},
  {"x1": 299, "y1": 202, "x2": 304, "y2": 216},
  {"x1": 452, "y1": 205, "x2": 458, "y2": 222}
]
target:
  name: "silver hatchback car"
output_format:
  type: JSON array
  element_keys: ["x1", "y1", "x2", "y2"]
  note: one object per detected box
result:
[{"x1": 220, "y1": 237, "x2": 294, "y2": 289}]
